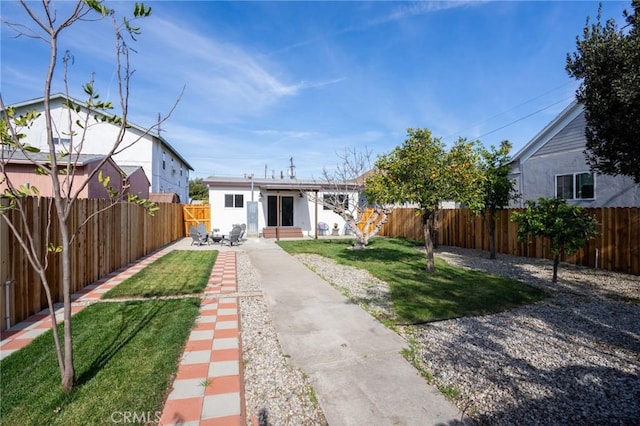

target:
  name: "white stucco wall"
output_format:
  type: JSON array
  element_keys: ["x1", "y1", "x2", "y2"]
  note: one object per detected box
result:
[{"x1": 208, "y1": 186, "x2": 358, "y2": 237}]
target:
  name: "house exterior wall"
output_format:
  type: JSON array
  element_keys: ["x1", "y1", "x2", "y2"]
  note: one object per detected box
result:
[
  {"x1": 208, "y1": 186, "x2": 358, "y2": 236},
  {"x1": 10, "y1": 96, "x2": 190, "y2": 203},
  {"x1": 0, "y1": 161, "x2": 123, "y2": 199},
  {"x1": 124, "y1": 168, "x2": 150, "y2": 198},
  {"x1": 513, "y1": 147, "x2": 640, "y2": 208},
  {"x1": 510, "y1": 103, "x2": 640, "y2": 208},
  {"x1": 85, "y1": 160, "x2": 125, "y2": 198}
]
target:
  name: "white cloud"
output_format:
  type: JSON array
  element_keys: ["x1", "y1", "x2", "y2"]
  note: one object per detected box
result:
[{"x1": 138, "y1": 18, "x2": 305, "y2": 117}]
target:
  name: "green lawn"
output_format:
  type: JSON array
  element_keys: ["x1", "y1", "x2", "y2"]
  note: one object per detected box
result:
[
  {"x1": 0, "y1": 298, "x2": 200, "y2": 425},
  {"x1": 104, "y1": 250, "x2": 217, "y2": 298},
  {"x1": 278, "y1": 238, "x2": 546, "y2": 323}
]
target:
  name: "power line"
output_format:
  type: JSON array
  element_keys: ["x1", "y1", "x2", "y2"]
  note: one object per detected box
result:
[
  {"x1": 475, "y1": 96, "x2": 573, "y2": 140},
  {"x1": 443, "y1": 82, "x2": 574, "y2": 141}
]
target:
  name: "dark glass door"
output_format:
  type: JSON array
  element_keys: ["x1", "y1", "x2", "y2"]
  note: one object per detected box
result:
[
  {"x1": 267, "y1": 196, "x2": 278, "y2": 226},
  {"x1": 281, "y1": 196, "x2": 293, "y2": 226},
  {"x1": 267, "y1": 195, "x2": 294, "y2": 226}
]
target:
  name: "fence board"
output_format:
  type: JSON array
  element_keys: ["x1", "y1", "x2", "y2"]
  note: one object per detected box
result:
[
  {"x1": 0, "y1": 198, "x2": 184, "y2": 331},
  {"x1": 377, "y1": 207, "x2": 640, "y2": 276}
]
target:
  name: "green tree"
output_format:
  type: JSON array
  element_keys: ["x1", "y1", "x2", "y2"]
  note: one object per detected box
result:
[
  {"x1": 566, "y1": 1, "x2": 640, "y2": 183},
  {"x1": 479, "y1": 140, "x2": 520, "y2": 259},
  {"x1": 511, "y1": 198, "x2": 598, "y2": 283},
  {"x1": 374, "y1": 128, "x2": 485, "y2": 272},
  {"x1": 0, "y1": 0, "x2": 165, "y2": 392},
  {"x1": 189, "y1": 178, "x2": 209, "y2": 201}
]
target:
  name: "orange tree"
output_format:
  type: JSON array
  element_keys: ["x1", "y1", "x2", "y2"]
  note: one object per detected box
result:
[
  {"x1": 373, "y1": 128, "x2": 485, "y2": 272},
  {"x1": 512, "y1": 198, "x2": 598, "y2": 283}
]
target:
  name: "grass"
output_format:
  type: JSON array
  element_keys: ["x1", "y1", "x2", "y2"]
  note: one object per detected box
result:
[
  {"x1": 278, "y1": 237, "x2": 547, "y2": 324},
  {"x1": 0, "y1": 298, "x2": 200, "y2": 425},
  {"x1": 104, "y1": 250, "x2": 217, "y2": 298}
]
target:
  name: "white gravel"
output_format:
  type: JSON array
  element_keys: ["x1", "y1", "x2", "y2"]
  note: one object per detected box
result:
[
  {"x1": 293, "y1": 246, "x2": 640, "y2": 425},
  {"x1": 237, "y1": 251, "x2": 327, "y2": 426}
]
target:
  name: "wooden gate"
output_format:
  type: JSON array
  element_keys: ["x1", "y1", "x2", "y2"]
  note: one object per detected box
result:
[{"x1": 183, "y1": 204, "x2": 210, "y2": 236}]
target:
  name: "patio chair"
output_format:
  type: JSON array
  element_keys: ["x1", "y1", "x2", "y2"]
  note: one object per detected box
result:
[
  {"x1": 317, "y1": 222, "x2": 330, "y2": 236},
  {"x1": 189, "y1": 225, "x2": 209, "y2": 246},
  {"x1": 196, "y1": 223, "x2": 211, "y2": 244},
  {"x1": 239, "y1": 223, "x2": 247, "y2": 241},
  {"x1": 222, "y1": 225, "x2": 243, "y2": 246}
]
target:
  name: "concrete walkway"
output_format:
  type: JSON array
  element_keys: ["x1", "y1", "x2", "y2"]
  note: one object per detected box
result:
[{"x1": 243, "y1": 238, "x2": 467, "y2": 426}]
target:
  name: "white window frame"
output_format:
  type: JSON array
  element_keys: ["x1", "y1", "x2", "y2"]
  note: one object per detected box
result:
[
  {"x1": 224, "y1": 194, "x2": 244, "y2": 208},
  {"x1": 555, "y1": 171, "x2": 596, "y2": 200}
]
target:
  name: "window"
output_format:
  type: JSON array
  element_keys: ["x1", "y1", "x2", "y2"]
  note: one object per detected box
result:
[
  {"x1": 323, "y1": 194, "x2": 348, "y2": 210},
  {"x1": 53, "y1": 137, "x2": 70, "y2": 146},
  {"x1": 224, "y1": 194, "x2": 244, "y2": 208},
  {"x1": 162, "y1": 151, "x2": 166, "y2": 170},
  {"x1": 556, "y1": 172, "x2": 595, "y2": 200}
]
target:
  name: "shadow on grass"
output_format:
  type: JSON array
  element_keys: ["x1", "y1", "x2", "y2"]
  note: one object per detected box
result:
[{"x1": 74, "y1": 299, "x2": 172, "y2": 387}]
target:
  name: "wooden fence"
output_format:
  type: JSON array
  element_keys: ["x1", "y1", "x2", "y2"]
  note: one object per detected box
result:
[
  {"x1": 377, "y1": 207, "x2": 640, "y2": 276},
  {"x1": 0, "y1": 198, "x2": 184, "y2": 331},
  {"x1": 183, "y1": 204, "x2": 210, "y2": 236}
]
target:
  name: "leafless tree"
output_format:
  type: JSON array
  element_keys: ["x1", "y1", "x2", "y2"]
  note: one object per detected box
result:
[
  {"x1": 0, "y1": 0, "x2": 179, "y2": 391},
  {"x1": 315, "y1": 147, "x2": 395, "y2": 249}
]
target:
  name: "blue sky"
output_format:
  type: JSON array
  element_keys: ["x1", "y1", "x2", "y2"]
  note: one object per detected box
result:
[{"x1": 0, "y1": 1, "x2": 630, "y2": 180}]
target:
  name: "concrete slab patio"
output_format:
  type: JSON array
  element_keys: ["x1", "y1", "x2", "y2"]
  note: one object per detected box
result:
[{"x1": 243, "y1": 238, "x2": 468, "y2": 426}]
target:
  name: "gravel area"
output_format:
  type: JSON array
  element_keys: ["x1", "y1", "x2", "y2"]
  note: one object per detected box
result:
[
  {"x1": 294, "y1": 247, "x2": 640, "y2": 425},
  {"x1": 237, "y1": 251, "x2": 327, "y2": 426}
]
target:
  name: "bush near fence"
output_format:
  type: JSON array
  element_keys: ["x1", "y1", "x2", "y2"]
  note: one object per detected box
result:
[
  {"x1": 377, "y1": 207, "x2": 640, "y2": 276},
  {"x1": 0, "y1": 197, "x2": 184, "y2": 331}
]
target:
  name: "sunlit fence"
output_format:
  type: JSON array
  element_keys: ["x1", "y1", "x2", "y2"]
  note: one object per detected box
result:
[
  {"x1": 377, "y1": 207, "x2": 640, "y2": 275},
  {"x1": 0, "y1": 198, "x2": 184, "y2": 331}
]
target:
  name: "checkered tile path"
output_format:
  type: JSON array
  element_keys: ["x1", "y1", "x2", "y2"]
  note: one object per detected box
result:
[
  {"x1": 160, "y1": 251, "x2": 244, "y2": 426},
  {"x1": 0, "y1": 249, "x2": 169, "y2": 360}
]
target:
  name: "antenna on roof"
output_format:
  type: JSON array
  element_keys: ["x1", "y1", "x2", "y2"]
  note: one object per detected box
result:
[
  {"x1": 157, "y1": 113, "x2": 163, "y2": 135},
  {"x1": 289, "y1": 157, "x2": 296, "y2": 179},
  {"x1": 265, "y1": 163, "x2": 268, "y2": 179}
]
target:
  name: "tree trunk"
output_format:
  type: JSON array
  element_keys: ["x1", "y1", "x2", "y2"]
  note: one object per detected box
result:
[
  {"x1": 552, "y1": 255, "x2": 559, "y2": 283},
  {"x1": 423, "y1": 209, "x2": 436, "y2": 273},
  {"x1": 60, "y1": 217, "x2": 75, "y2": 392}
]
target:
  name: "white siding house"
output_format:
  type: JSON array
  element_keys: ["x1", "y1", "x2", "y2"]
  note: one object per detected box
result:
[
  {"x1": 205, "y1": 176, "x2": 362, "y2": 238},
  {"x1": 509, "y1": 101, "x2": 640, "y2": 207},
  {"x1": 8, "y1": 94, "x2": 193, "y2": 203}
]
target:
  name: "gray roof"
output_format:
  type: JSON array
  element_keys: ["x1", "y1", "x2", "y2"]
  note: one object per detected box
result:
[
  {"x1": 120, "y1": 165, "x2": 144, "y2": 177},
  {"x1": 3, "y1": 150, "x2": 106, "y2": 166},
  {"x1": 204, "y1": 175, "x2": 362, "y2": 191},
  {"x1": 8, "y1": 93, "x2": 194, "y2": 171}
]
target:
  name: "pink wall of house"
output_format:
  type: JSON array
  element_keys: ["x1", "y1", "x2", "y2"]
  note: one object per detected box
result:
[
  {"x1": 1, "y1": 160, "x2": 124, "y2": 199},
  {"x1": 125, "y1": 168, "x2": 150, "y2": 198}
]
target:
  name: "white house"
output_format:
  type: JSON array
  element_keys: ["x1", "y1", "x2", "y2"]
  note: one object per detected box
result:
[
  {"x1": 7, "y1": 94, "x2": 193, "y2": 203},
  {"x1": 509, "y1": 101, "x2": 640, "y2": 207},
  {"x1": 205, "y1": 175, "x2": 363, "y2": 238}
]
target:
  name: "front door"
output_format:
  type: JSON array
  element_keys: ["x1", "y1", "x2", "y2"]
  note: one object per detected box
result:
[{"x1": 267, "y1": 195, "x2": 294, "y2": 226}]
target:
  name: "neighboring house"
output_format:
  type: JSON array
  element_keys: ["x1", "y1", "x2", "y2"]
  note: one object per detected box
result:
[
  {"x1": 205, "y1": 175, "x2": 362, "y2": 238},
  {"x1": 7, "y1": 93, "x2": 193, "y2": 203},
  {"x1": 120, "y1": 166, "x2": 150, "y2": 199},
  {"x1": 509, "y1": 101, "x2": 640, "y2": 207},
  {"x1": 0, "y1": 151, "x2": 148, "y2": 199}
]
